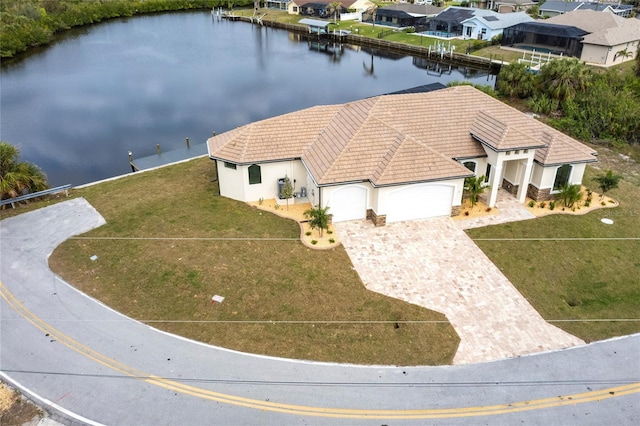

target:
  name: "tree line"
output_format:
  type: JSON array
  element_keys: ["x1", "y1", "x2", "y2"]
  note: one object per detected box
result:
[
  {"x1": 0, "y1": 0, "x2": 255, "y2": 58},
  {"x1": 496, "y1": 57, "x2": 640, "y2": 148}
]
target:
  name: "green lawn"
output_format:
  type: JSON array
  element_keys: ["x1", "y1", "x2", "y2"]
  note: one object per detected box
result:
[
  {"x1": 466, "y1": 164, "x2": 640, "y2": 342},
  {"x1": 47, "y1": 158, "x2": 459, "y2": 366}
]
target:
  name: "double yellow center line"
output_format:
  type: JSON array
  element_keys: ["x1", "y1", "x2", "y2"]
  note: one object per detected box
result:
[{"x1": 2, "y1": 280, "x2": 638, "y2": 419}]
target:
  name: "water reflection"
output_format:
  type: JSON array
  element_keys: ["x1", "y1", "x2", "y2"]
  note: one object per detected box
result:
[{"x1": 1, "y1": 12, "x2": 494, "y2": 186}]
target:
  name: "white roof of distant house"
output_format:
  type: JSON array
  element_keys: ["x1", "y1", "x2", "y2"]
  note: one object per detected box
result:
[{"x1": 462, "y1": 10, "x2": 533, "y2": 30}]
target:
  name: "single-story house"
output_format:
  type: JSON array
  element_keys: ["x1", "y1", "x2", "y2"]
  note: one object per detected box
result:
[
  {"x1": 425, "y1": 6, "x2": 532, "y2": 39},
  {"x1": 207, "y1": 86, "x2": 597, "y2": 226},
  {"x1": 365, "y1": 4, "x2": 442, "y2": 28},
  {"x1": 287, "y1": 0, "x2": 374, "y2": 17},
  {"x1": 538, "y1": 1, "x2": 634, "y2": 18},
  {"x1": 461, "y1": 10, "x2": 533, "y2": 40},
  {"x1": 426, "y1": 6, "x2": 476, "y2": 37},
  {"x1": 266, "y1": 0, "x2": 290, "y2": 11},
  {"x1": 487, "y1": 0, "x2": 538, "y2": 14},
  {"x1": 551, "y1": 10, "x2": 640, "y2": 66}
]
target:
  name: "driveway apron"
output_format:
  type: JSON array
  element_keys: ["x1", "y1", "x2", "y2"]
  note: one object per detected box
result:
[{"x1": 334, "y1": 217, "x2": 585, "y2": 364}]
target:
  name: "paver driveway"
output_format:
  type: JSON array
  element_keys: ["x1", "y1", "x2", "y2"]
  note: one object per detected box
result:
[{"x1": 333, "y1": 217, "x2": 584, "y2": 364}]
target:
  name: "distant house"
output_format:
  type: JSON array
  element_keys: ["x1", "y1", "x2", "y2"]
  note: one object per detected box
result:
[
  {"x1": 461, "y1": 11, "x2": 533, "y2": 40},
  {"x1": 266, "y1": 0, "x2": 291, "y2": 11},
  {"x1": 487, "y1": 0, "x2": 538, "y2": 14},
  {"x1": 287, "y1": 0, "x2": 374, "y2": 17},
  {"x1": 538, "y1": 1, "x2": 634, "y2": 18},
  {"x1": 207, "y1": 86, "x2": 597, "y2": 225},
  {"x1": 546, "y1": 10, "x2": 640, "y2": 66},
  {"x1": 426, "y1": 6, "x2": 532, "y2": 39},
  {"x1": 502, "y1": 10, "x2": 640, "y2": 66},
  {"x1": 366, "y1": 4, "x2": 442, "y2": 28}
]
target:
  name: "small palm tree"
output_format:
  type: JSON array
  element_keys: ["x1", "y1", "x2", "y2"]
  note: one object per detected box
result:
[
  {"x1": 304, "y1": 205, "x2": 330, "y2": 237},
  {"x1": 327, "y1": 1, "x2": 342, "y2": 24},
  {"x1": 464, "y1": 175, "x2": 488, "y2": 207},
  {"x1": 614, "y1": 48, "x2": 633, "y2": 62},
  {"x1": 0, "y1": 141, "x2": 49, "y2": 202},
  {"x1": 593, "y1": 170, "x2": 623, "y2": 198},
  {"x1": 558, "y1": 183, "x2": 583, "y2": 208}
]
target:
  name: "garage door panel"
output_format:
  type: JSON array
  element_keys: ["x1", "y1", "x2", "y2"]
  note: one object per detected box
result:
[
  {"x1": 328, "y1": 186, "x2": 367, "y2": 222},
  {"x1": 387, "y1": 184, "x2": 453, "y2": 223}
]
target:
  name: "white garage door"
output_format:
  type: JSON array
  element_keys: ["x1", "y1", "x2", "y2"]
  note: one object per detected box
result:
[
  {"x1": 328, "y1": 186, "x2": 367, "y2": 222},
  {"x1": 386, "y1": 184, "x2": 453, "y2": 223}
]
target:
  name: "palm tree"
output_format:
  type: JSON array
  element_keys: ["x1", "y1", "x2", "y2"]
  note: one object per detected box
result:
[
  {"x1": 557, "y1": 183, "x2": 583, "y2": 208},
  {"x1": 537, "y1": 58, "x2": 591, "y2": 101},
  {"x1": 464, "y1": 175, "x2": 488, "y2": 207},
  {"x1": 593, "y1": 170, "x2": 623, "y2": 198},
  {"x1": 303, "y1": 205, "x2": 330, "y2": 237},
  {"x1": 327, "y1": 1, "x2": 342, "y2": 24},
  {"x1": 0, "y1": 141, "x2": 49, "y2": 201},
  {"x1": 496, "y1": 62, "x2": 535, "y2": 99},
  {"x1": 614, "y1": 48, "x2": 633, "y2": 62}
]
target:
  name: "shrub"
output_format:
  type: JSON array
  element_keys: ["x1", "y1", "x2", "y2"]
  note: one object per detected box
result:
[
  {"x1": 305, "y1": 231, "x2": 312, "y2": 236},
  {"x1": 528, "y1": 200, "x2": 535, "y2": 208},
  {"x1": 549, "y1": 201, "x2": 555, "y2": 210},
  {"x1": 539, "y1": 202, "x2": 546, "y2": 208},
  {"x1": 311, "y1": 240, "x2": 318, "y2": 245},
  {"x1": 329, "y1": 238, "x2": 335, "y2": 244}
]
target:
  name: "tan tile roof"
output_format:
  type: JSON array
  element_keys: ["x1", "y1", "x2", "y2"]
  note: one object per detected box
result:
[
  {"x1": 207, "y1": 86, "x2": 597, "y2": 186},
  {"x1": 546, "y1": 9, "x2": 625, "y2": 33},
  {"x1": 535, "y1": 131, "x2": 597, "y2": 165},
  {"x1": 470, "y1": 113, "x2": 546, "y2": 151},
  {"x1": 546, "y1": 10, "x2": 640, "y2": 47},
  {"x1": 582, "y1": 18, "x2": 640, "y2": 46}
]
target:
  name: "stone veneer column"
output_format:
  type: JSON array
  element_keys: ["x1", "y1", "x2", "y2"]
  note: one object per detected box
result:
[
  {"x1": 370, "y1": 210, "x2": 386, "y2": 227},
  {"x1": 450, "y1": 206, "x2": 461, "y2": 217},
  {"x1": 527, "y1": 184, "x2": 552, "y2": 201}
]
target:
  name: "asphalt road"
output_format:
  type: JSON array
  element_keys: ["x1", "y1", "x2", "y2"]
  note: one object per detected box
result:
[{"x1": 1, "y1": 198, "x2": 638, "y2": 425}]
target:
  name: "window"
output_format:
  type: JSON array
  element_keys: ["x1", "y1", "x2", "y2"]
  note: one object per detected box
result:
[
  {"x1": 463, "y1": 161, "x2": 476, "y2": 172},
  {"x1": 248, "y1": 164, "x2": 262, "y2": 185},
  {"x1": 553, "y1": 164, "x2": 572, "y2": 191},
  {"x1": 224, "y1": 162, "x2": 236, "y2": 170},
  {"x1": 485, "y1": 163, "x2": 492, "y2": 180}
]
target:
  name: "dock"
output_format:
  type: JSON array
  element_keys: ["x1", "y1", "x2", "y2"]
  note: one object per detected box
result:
[{"x1": 129, "y1": 141, "x2": 208, "y2": 172}]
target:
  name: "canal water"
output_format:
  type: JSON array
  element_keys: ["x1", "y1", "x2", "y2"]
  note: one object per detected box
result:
[{"x1": 0, "y1": 11, "x2": 495, "y2": 187}]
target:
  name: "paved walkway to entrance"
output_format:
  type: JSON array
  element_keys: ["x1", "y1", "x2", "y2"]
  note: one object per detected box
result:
[{"x1": 333, "y1": 214, "x2": 584, "y2": 365}]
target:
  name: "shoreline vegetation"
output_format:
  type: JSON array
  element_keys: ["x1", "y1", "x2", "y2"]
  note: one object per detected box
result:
[{"x1": 0, "y1": 0, "x2": 252, "y2": 58}]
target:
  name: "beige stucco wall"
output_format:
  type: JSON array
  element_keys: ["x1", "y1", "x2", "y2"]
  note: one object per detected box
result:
[
  {"x1": 217, "y1": 160, "x2": 246, "y2": 201},
  {"x1": 582, "y1": 41, "x2": 639, "y2": 67},
  {"x1": 537, "y1": 162, "x2": 587, "y2": 193},
  {"x1": 218, "y1": 160, "x2": 308, "y2": 202}
]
